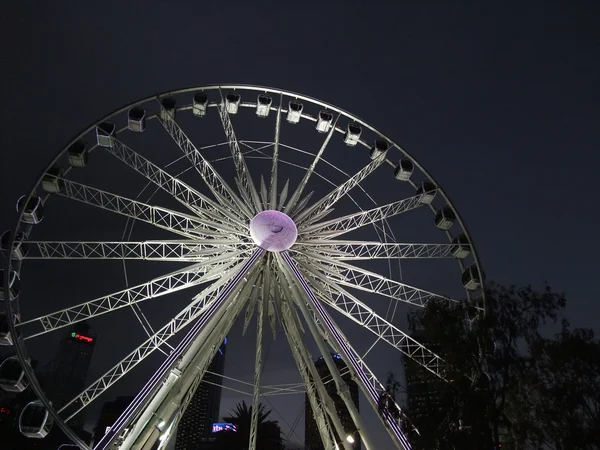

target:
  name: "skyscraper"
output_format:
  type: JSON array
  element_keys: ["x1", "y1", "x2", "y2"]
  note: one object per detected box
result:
[
  {"x1": 175, "y1": 338, "x2": 227, "y2": 450},
  {"x1": 305, "y1": 354, "x2": 361, "y2": 450},
  {"x1": 403, "y1": 331, "x2": 443, "y2": 425},
  {"x1": 42, "y1": 322, "x2": 96, "y2": 424},
  {"x1": 91, "y1": 396, "x2": 134, "y2": 449}
]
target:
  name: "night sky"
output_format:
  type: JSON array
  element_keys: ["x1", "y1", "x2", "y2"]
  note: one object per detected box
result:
[{"x1": 1, "y1": 2, "x2": 599, "y2": 449}]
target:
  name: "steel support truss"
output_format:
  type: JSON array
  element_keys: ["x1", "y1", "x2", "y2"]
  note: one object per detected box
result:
[
  {"x1": 156, "y1": 100, "x2": 253, "y2": 219},
  {"x1": 55, "y1": 177, "x2": 215, "y2": 239},
  {"x1": 94, "y1": 248, "x2": 264, "y2": 450},
  {"x1": 280, "y1": 251, "x2": 412, "y2": 450},
  {"x1": 297, "y1": 241, "x2": 465, "y2": 260},
  {"x1": 103, "y1": 135, "x2": 244, "y2": 230},
  {"x1": 18, "y1": 251, "x2": 248, "y2": 338},
  {"x1": 22, "y1": 240, "x2": 248, "y2": 260},
  {"x1": 58, "y1": 258, "x2": 248, "y2": 421}
]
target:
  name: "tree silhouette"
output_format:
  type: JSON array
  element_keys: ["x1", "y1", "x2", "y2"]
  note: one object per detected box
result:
[
  {"x1": 404, "y1": 282, "x2": 599, "y2": 449},
  {"x1": 213, "y1": 400, "x2": 284, "y2": 450}
]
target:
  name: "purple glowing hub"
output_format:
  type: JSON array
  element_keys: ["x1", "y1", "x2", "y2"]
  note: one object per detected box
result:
[{"x1": 249, "y1": 210, "x2": 297, "y2": 252}]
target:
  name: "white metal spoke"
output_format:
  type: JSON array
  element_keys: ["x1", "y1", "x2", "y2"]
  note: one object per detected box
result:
[
  {"x1": 303, "y1": 273, "x2": 445, "y2": 379},
  {"x1": 279, "y1": 282, "x2": 353, "y2": 450},
  {"x1": 104, "y1": 136, "x2": 244, "y2": 229},
  {"x1": 22, "y1": 240, "x2": 248, "y2": 260},
  {"x1": 285, "y1": 113, "x2": 340, "y2": 215},
  {"x1": 156, "y1": 101, "x2": 253, "y2": 218},
  {"x1": 58, "y1": 262, "x2": 243, "y2": 419},
  {"x1": 142, "y1": 269, "x2": 261, "y2": 450},
  {"x1": 248, "y1": 283, "x2": 265, "y2": 450},
  {"x1": 269, "y1": 102, "x2": 282, "y2": 210},
  {"x1": 102, "y1": 249, "x2": 264, "y2": 450},
  {"x1": 280, "y1": 303, "x2": 346, "y2": 450},
  {"x1": 280, "y1": 251, "x2": 411, "y2": 450},
  {"x1": 294, "y1": 153, "x2": 387, "y2": 226},
  {"x1": 297, "y1": 241, "x2": 463, "y2": 260},
  {"x1": 300, "y1": 194, "x2": 424, "y2": 237},
  {"x1": 19, "y1": 252, "x2": 247, "y2": 337},
  {"x1": 55, "y1": 178, "x2": 221, "y2": 239},
  {"x1": 217, "y1": 93, "x2": 262, "y2": 212},
  {"x1": 297, "y1": 254, "x2": 457, "y2": 309}
]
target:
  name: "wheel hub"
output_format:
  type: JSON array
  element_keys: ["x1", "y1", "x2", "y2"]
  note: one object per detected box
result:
[{"x1": 249, "y1": 210, "x2": 297, "y2": 252}]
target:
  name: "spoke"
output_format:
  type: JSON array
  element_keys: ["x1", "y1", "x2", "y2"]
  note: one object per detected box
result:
[
  {"x1": 279, "y1": 283, "x2": 353, "y2": 450},
  {"x1": 269, "y1": 101, "x2": 282, "y2": 210},
  {"x1": 285, "y1": 113, "x2": 340, "y2": 215},
  {"x1": 297, "y1": 241, "x2": 464, "y2": 260},
  {"x1": 248, "y1": 282, "x2": 265, "y2": 450},
  {"x1": 58, "y1": 261, "x2": 244, "y2": 419},
  {"x1": 300, "y1": 194, "x2": 424, "y2": 238},
  {"x1": 296, "y1": 254, "x2": 458, "y2": 309},
  {"x1": 22, "y1": 240, "x2": 248, "y2": 260},
  {"x1": 303, "y1": 272, "x2": 445, "y2": 379},
  {"x1": 19, "y1": 252, "x2": 247, "y2": 337},
  {"x1": 104, "y1": 135, "x2": 245, "y2": 229},
  {"x1": 217, "y1": 91, "x2": 262, "y2": 212},
  {"x1": 280, "y1": 251, "x2": 411, "y2": 450},
  {"x1": 294, "y1": 153, "x2": 387, "y2": 226},
  {"x1": 95, "y1": 249, "x2": 264, "y2": 450},
  {"x1": 146, "y1": 270, "x2": 261, "y2": 450},
  {"x1": 278, "y1": 253, "x2": 378, "y2": 450},
  {"x1": 156, "y1": 100, "x2": 253, "y2": 219},
  {"x1": 54, "y1": 178, "x2": 226, "y2": 239}
]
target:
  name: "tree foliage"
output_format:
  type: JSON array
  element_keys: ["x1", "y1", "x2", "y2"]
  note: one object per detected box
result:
[
  {"x1": 403, "y1": 282, "x2": 599, "y2": 450},
  {"x1": 213, "y1": 400, "x2": 284, "y2": 450}
]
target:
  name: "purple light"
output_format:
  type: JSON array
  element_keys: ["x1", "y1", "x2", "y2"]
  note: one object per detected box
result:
[
  {"x1": 94, "y1": 249, "x2": 264, "y2": 450},
  {"x1": 281, "y1": 251, "x2": 412, "y2": 450}
]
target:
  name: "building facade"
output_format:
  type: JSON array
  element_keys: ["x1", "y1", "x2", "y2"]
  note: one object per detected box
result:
[
  {"x1": 42, "y1": 322, "x2": 96, "y2": 427},
  {"x1": 91, "y1": 396, "x2": 134, "y2": 449},
  {"x1": 305, "y1": 353, "x2": 361, "y2": 450},
  {"x1": 175, "y1": 338, "x2": 227, "y2": 450}
]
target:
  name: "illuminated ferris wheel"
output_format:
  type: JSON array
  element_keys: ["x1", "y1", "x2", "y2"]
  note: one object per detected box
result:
[{"x1": 1, "y1": 85, "x2": 485, "y2": 450}]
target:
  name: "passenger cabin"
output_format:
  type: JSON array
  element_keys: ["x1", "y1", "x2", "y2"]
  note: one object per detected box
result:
[
  {"x1": 287, "y1": 101, "x2": 303, "y2": 124},
  {"x1": 435, "y1": 205, "x2": 456, "y2": 230},
  {"x1": 370, "y1": 139, "x2": 389, "y2": 160},
  {"x1": 19, "y1": 401, "x2": 54, "y2": 439},
  {"x1": 315, "y1": 110, "x2": 333, "y2": 133},
  {"x1": 462, "y1": 265, "x2": 482, "y2": 291},
  {"x1": 17, "y1": 195, "x2": 44, "y2": 225},
  {"x1": 0, "y1": 356, "x2": 28, "y2": 392},
  {"x1": 41, "y1": 166, "x2": 64, "y2": 193},
  {"x1": 225, "y1": 93, "x2": 241, "y2": 114},
  {"x1": 416, "y1": 181, "x2": 437, "y2": 204},
  {"x1": 0, "y1": 269, "x2": 20, "y2": 301},
  {"x1": 256, "y1": 95, "x2": 272, "y2": 118},
  {"x1": 1, "y1": 231, "x2": 28, "y2": 260},
  {"x1": 0, "y1": 313, "x2": 20, "y2": 346},
  {"x1": 344, "y1": 123, "x2": 362, "y2": 146},
  {"x1": 96, "y1": 122, "x2": 116, "y2": 148},
  {"x1": 17, "y1": 195, "x2": 44, "y2": 224},
  {"x1": 127, "y1": 107, "x2": 146, "y2": 132},
  {"x1": 394, "y1": 159, "x2": 414, "y2": 181},
  {"x1": 451, "y1": 233, "x2": 470, "y2": 259},
  {"x1": 160, "y1": 97, "x2": 177, "y2": 121},
  {"x1": 193, "y1": 92, "x2": 208, "y2": 117},
  {"x1": 67, "y1": 141, "x2": 88, "y2": 167}
]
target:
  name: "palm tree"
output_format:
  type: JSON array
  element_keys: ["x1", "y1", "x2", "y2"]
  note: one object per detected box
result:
[{"x1": 213, "y1": 401, "x2": 284, "y2": 450}]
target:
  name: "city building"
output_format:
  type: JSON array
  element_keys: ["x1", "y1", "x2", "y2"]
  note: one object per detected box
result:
[
  {"x1": 91, "y1": 396, "x2": 134, "y2": 449},
  {"x1": 175, "y1": 338, "x2": 227, "y2": 450},
  {"x1": 305, "y1": 353, "x2": 361, "y2": 450},
  {"x1": 41, "y1": 321, "x2": 96, "y2": 430},
  {"x1": 402, "y1": 331, "x2": 443, "y2": 425}
]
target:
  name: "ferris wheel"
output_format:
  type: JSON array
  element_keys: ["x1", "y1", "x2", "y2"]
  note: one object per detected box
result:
[{"x1": 1, "y1": 85, "x2": 484, "y2": 450}]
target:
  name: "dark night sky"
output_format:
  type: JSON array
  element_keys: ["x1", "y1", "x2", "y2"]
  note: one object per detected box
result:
[{"x1": 1, "y1": 2, "x2": 599, "y2": 448}]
